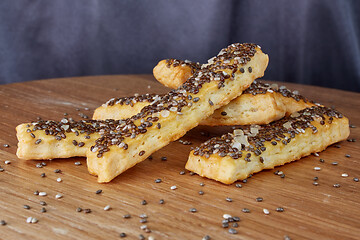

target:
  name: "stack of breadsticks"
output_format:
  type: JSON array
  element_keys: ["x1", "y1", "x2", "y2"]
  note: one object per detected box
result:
[{"x1": 16, "y1": 43, "x2": 350, "y2": 184}]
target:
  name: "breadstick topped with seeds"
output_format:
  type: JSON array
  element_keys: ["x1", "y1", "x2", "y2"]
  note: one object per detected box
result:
[
  {"x1": 16, "y1": 119, "x2": 121, "y2": 160},
  {"x1": 93, "y1": 80, "x2": 316, "y2": 126},
  {"x1": 185, "y1": 106, "x2": 350, "y2": 184},
  {"x1": 87, "y1": 43, "x2": 269, "y2": 182}
]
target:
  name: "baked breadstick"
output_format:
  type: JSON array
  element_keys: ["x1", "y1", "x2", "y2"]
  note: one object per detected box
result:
[
  {"x1": 16, "y1": 119, "x2": 119, "y2": 160},
  {"x1": 93, "y1": 81, "x2": 315, "y2": 125},
  {"x1": 154, "y1": 59, "x2": 316, "y2": 125},
  {"x1": 87, "y1": 43, "x2": 269, "y2": 182},
  {"x1": 185, "y1": 106, "x2": 350, "y2": 184}
]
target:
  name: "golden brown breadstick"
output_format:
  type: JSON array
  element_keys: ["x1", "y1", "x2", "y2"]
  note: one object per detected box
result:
[
  {"x1": 93, "y1": 80, "x2": 315, "y2": 126},
  {"x1": 16, "y1": 119, "x2": 120, "y2": 160},
  {"x1": 185, "y1": 106, "x2": 350, "y2": 184}
]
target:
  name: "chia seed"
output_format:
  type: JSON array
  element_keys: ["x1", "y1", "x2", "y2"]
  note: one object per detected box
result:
[
  {"x1": 276, "y1": 207, "x2": 284, "y2": 212},
  {"x1": 228, "y1": 228, "x2": 238, "y2": 234},
  {"x1": 95, "y1": 189, "x2": 102, "y2": 194},
  {"x1": 242, "y1": 208, "x2": 250, "y2": 213},
  {"x1": 189, "y1": 208, "x2": 197, "y2": 213}
]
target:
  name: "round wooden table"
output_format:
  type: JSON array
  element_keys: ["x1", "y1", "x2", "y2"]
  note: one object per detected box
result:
[{"x1": 0, "y1": 75, "x2": 359, "y2": 240}]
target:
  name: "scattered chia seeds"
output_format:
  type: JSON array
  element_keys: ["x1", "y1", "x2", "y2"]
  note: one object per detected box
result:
[
  {"x1": 123, "y1": 214, "x2": 131, "y2": 219},
  {"x1": 141, "y1": 200, "x2": 147, "y2": 205},
  {"x1": 332, "y1": 162, "x2": 338, "y2": 166},
  {"x1": 222, "y1": 222, "x2": 229, "y2": 228},
  {"x1": 40, "y1": 173, "x2": 46, "y2": 178},
  {"x1": 313, "y1": 182, "x2": 319, "y2": 186},
  {"x1": 354, "y1": 177, "x2": 359, "y2": 182},
  {"x1": 84, "y1": 209, "x2": 91, "y2": 213},
  {"x1": 36, "y1": 163, "x2": 43, "y2": 168},
  {"x1": 235, "y1": 183, "x2": 242, "y2": 188},
  {"x1": 40, "y1": 201, "x2": 46, "y2": 206},
  {"x1": 284, "y1": 235, "x2": 292, "y2": 240},
  {"x1": 74, "y1": 161, "x2": 82, "y2": 166},
  {"x1": 119, "y1": 232, "x2": 127, "y2": 238},
  {"x1": 95, "y1": 189, "x2": 102, "y2": 194},
  {"x1": 319, "y1": 158, "x2": 325, "y2": 163},
  {"x1": 232, "y1": 222, "x2": 239, "y2": 228},
  {"x1": 226, "y1": 197, "x2": 233, "y2": 202},
  {"x1": 345, "y1": 154, "x2": 351, "y2": 158},
  {"x1": 76, "y1": 207, "x2": 83, "y2": 212},
  {"x1": 57, "y1": 178, "x2": 62, "y2": 182},
  {"x1": 161, "y1": 156, "x2": 167, "y2": 161},
  {"x1": 154, "y1": 178, "x2": 162, "y2": 183},
  {"x1": 179, "y1": 171, "x2": 185, "y2": 175},
  {"x1": 159, "y1": 199, "x2": 165, "y2": 204},
  {"x1": 23, "y1": 205, "x2": 30, "y2": 210},
  {"x1": 333, "y1": 183, "x2": 341, "y2": 188},
  {"x1": 256, "y1": 197, "x2": 263, "y2": 202},
  {"x1": 0, "y1": 220, "x2": 6, "y2": 226},
  {"x1": 198, "y1": 190, "x2": 204, "y2": 195},
  {"x1": 41, "y1": 207, "x2": 47, "y2": 213},
  {"x1": 0, "y1": 168, "x2": 4, "y2": 172},
  {"x1": 202, "y1": 235, "x2": 211, "y2": 240},
  {"x1": 54, "y1": 169, "x2": 61, "y2": 173}
]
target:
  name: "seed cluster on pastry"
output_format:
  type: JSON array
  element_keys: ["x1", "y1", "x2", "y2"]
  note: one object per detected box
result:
[{"x1": 192, "y1": 106, "x2": 344, "y2": 160}]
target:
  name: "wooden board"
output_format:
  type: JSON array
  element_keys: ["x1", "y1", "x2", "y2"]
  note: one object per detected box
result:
[{"x1": 0, "y1": 75, "x2": 359, "y2": 240}]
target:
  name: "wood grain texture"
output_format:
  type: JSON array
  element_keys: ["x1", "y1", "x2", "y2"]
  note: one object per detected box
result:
[{"x1": 0, "y1": 75, "x2": 359, "y2": 240}]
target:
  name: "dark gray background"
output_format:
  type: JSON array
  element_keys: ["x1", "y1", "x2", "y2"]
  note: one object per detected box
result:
[{"x1": 0, "y1": 0, "x2": 359, "y2": 92}]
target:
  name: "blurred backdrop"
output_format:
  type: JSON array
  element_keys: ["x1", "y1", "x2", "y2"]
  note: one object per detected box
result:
[{"x1": 0, "y1": 0, "x2": 359, "y2": 91}]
